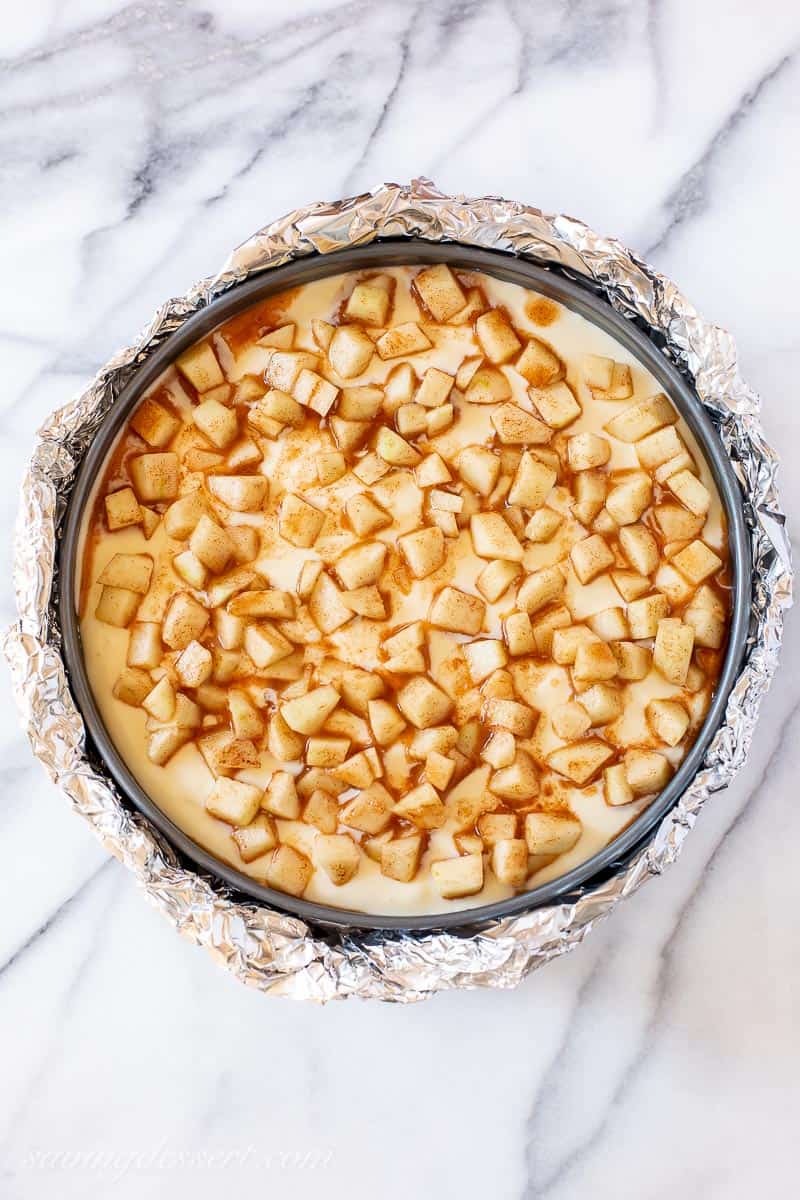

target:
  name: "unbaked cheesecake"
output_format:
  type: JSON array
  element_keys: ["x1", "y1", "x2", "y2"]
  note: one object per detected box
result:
[{"x1": 77, "y1": 264, "x2": 730, "y2": 914}]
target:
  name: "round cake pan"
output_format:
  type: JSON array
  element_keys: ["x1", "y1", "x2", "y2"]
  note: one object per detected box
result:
[{"x1": 59, "y1": 240, "x2": 751, "y2": 932}]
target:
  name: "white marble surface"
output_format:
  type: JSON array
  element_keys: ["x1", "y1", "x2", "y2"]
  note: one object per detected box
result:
[{"x1": 1, "y1": 2, "x2": 799, "y2": 1197}]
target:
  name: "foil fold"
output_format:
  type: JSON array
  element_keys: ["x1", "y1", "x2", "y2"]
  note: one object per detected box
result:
[{"x1": 4, "y1": 179, "x2": 792, "y2": 1002}]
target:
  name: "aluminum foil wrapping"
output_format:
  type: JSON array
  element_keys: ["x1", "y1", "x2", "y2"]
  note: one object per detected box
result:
[{"x1": 4, "y1": 180, "x2": 792, "y2": 1003}]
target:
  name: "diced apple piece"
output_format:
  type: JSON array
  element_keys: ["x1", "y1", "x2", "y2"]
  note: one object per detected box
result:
[
  {"x1": 189, "y1": 514, "x2": 234, "y2": 573},
  {"x1": 653, "y1": 503, "x2": 705, "y2": 541},
  {"x1": 611, "y1": 641, "x2": 651, "y2": 681},
  {"x1": 340, "y1": 667, "x2": 384, "y2": 715},
  {"x1": 552, "y1": 701, "x2": 592, "y2": 740},
  {"x1": 340, "y1": 585, "x2": 385, "y2": 619},
  {"x1": 606, "y1": 474, "x2": 652, "y2": 526},
  {"x1": 396, "y1": 676, "x2": 453, "y2": 729},
  {"x1": 617, "y1": 524, "x2": 657, "y2": 576},
  {"x1": 376, "y1": 426, "x2": 421, "y2": 468},
  {"x1": 383, "y1": 362, "x2": 416, "y2": 412},
  {"x1": 579, "y1": 683, "x2": 622, "y2": 725},
  {"x1": 457, "y1": 446, "x2": 500, "y2": 497},
  {"x1": 570, "y1": 534, "x2": 614, "y2": 584},
  {"x1": 396, "y1": 403, "x2": 428, "y2": 437},
  {"x1": 684, "y1": 586, "x2": 726, "y2": 649},
  {"x1": 176, "y1": 342, "x2": 224, "y2": 392},
  {"x1": 429, "y1": 586, "x2": 485, "y2": 635},
  {"x1": 336, "y1": 542, "x2": 386, "y2": 590},
  {"x1": 414, "y1": 263, "x2": 466, "y2": 321},
  {"x1": 525, "y1": 507, "x2": 563, "y2": 543},
  {"x1": 146, "y1": 726, "x2": 191, "y2": 765},
  {"x1": 343, "y1": 494, "x2": 389, "y2": 541},
  {"x1": 666, "y1": 469, "x2": 711, "y2": 517},
  {"x1": 627, "y1": 592, "x2": 670, "y2": 640},
  {"x1": 508, "y1": 453, "x2": 556, "y2": 510},
  {"x1": 279, "y1": 493, "x2": 325, "y2": 548},
  {"x1": 476, "y1": 559, "x2": 522, "y2": 604},
  {"x1": 262, "y1": 771, "x2": 300, "y2": 819},
  {"x1": 232, "y1": 815, "x2": 277, "y2": 863},
  {"x1": 647, "y1": 698, "x2": 690, "y2": 747},
  {"x1": 104, "y1": 487, "x2": 142, "y2": 531},
  {"x1": 305, "y1": 735, "x2": 350, "y2": 769},
  {"x1": 431, "y1": 853, "x2": 484, "y2": 900},
  {"x1": 281, "y1": 685, "x2": 340, "y2": 735},
  {"x1": 484, "y1": 697, "x2": 534, "y2": 737},
  {"x1": 266, "y1": 351, "x2": 318, "y2": 393},
  {"x1": 399, "y1": 526, "x2": 445, "y2": 579},
  {"x1": 600, "y1": 763, "x2": 633, "y2": 807},
  {"x1": 515, "y1": 337, "x2": 563, "y2": 388},
  {"x1": 573, "y1": 640, "x2": 618, "y2": 681},
  {"x1": 523, "y1": 813, "x2": 582, "y2": 860},
  {"x1": 551, "y1": 624, "x2": 598, "y2": 665},
  {"x1": 415, "y1": 453, "x2": 452, "y2": 489},
  {"x1": 672, "y1": 540, "x2": 722, "y2": 585},
  {"x1": 464, "y1": 365, "x2": 511, "y2": 405},
  {"x1": 548, "y1": 739, "x2": 613, "y2": 785},
  {"x1": 126, "y1": 624, "x2": 161, "y2": 672},
  {"x1": 346, "y1": 281, "x2": 391, "y2": 325},
  {"x1": 605, "y1": 393, "x2": 677, "y2": 442},
  {"x1": 424, "y1": 750, "x2": 456, "y2": 791},
  {"x1": 228, "y1": 589, "x2": 295, "y2": 619},
  {"x1": 475, "y1": 309, "x2": 522, "y2": 363},
  {"x1": 655, "y1": 562, "x2": 695, "y2": 606},
  {"x1": 489, "y1": 751, "x2": 540, "y2": 803},
  {"x1": 95, "y1": 586, "x2": 139, "y2": 628},
  {"x1": 265, "y1": 845, "x2": 313, "y2": 896},
  {"x1": 162, "y1": 593, "x2": 209, "y2": 650},
  {"x1": 461, "y1": 639, "x2": 506, "y2": 685},
  {"x1": 517, "y1": 565, "x2": 565, "y2": 614},
  {"x1": 337, "y1": 385, "x2": 384, "y2": 422},
  {"x1": 568, "y1": 432, "x2": 611, "y2": 472},
  {"x1": 376, "y1": 322, "x2": 431, "y2": 360},
  {"x1": 259, "y1": 388, "x2": 303, "y2": 426},
  {"x1": 113, "y1": 667, "x2": 153, "y2": 707},
  {"x1": 352, "y1": 453, "x2": 389, "y2": 485},
  {"x1": 311, "y1": 834, "x2": 359, "y2": 886},
  {"x1": 162, "y1": 493, "x2": 204, "y2": 540},
  {"x1": 487, "y1": 839, "x2": 526, "y2": 888},
  {"x1": 531, "y1": 381, "x2": 581, "y2": 429},
  {"x1": 531, "y1": 606, "x2": 571, "y2": 656},
  {"x1": 206, "y1": 777, "x2": 262, "y2": 826},
  {"x1": 228, "y1": 688, "x2": 264, "y2": 739},
  {"x1": 625, "y1": 749, "x2": 671, "y2": 796},
  {"x1": 129, "y1": 452, "x2": 179, "y2": 503},
  {"x1": 571, "y1": 470, "x2": 606, "y2": 526},
  {"x1": 341, "y1": 782, "x2": 394, "y2": 834},
  {"x1": 97, "y1": 553, "x2": 153, "y2": 595},
  {"x1": 368, "y1": 699, "x2": 407, "y2": 746},
  {"x1": 192, "y1": 397, "x2": 238, "y2": 450},
  {"x1": 469, "y1": 513, "x2": 524, "y2": 562},
  {"x1": 653, "y1": 617, "x2": 694, "y2": 685},
  {"x1": 636, "y1": 425, "x2": 684, "y2": 470},
  {"x1": 583, "y1": 354, "x2": 614, "y2": 390},
  {"x1": 381, "y1": 835, "x2": 422, "y2": 883},
  {"x1": 173, "y1": 549, "x2": 207, "y2": 589},
  {"x1": 241, "y1": 623, "x2": 292, "y2": 671},
  {"x1": 328, "y1": 326, "x2": 374, "y2": 379},
  {"x1": 208, "y1": 474, "x2": 268, "y2": 512},
  {"x1": 293, "y1": 369, "x2": 339, "y2": 417},
  {"x1": 131, "y1": 395, "x2": 181, "y2": 448},
  {"x1": 427, "y1": 405, "x2": 454, "y2": 435},
  {"x1": 394, "y1": 782, "x2": 446, "y2": 830},
  {"x1": 481, "y1": 730, "x2": 516, "y2": 770},
  {"x1": 587, "y1": 606, "x2": 628, "y2": 642},
  {"x1": 175, "y1": 639, "x2": 212, "y2": 687},
  {"x1": 416, "y1": 367, "x2": 453, "y2": 409},
  {"x1": 491, "y1": 402, "x2": 551, "y2": 445},
  {"x1": 500, "y1": 611, "x2": 533, "y2": 657}
]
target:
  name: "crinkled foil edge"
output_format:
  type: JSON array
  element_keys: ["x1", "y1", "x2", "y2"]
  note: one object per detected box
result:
[{"x1": 3, "y1": 179, "x2": 792, "y2": 1002}]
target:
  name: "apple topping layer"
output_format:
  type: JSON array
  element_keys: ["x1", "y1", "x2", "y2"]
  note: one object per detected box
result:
[{"x1": 78, "y1": 266, "x2": 730, "y2": 915}]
